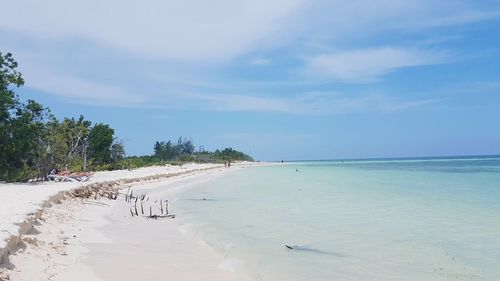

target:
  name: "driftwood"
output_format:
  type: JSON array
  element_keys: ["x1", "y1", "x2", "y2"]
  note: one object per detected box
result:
[
  {"x1": 70, "y1": 182, "x2": 175, "y2": 220},
  {"x1": 146, "y1": 214, "x2": 175, "y2": 220}
]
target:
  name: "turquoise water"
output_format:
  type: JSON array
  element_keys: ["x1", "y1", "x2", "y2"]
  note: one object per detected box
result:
[{"x1": 173, "y1": 157, "x2": 500, "y2": 281}]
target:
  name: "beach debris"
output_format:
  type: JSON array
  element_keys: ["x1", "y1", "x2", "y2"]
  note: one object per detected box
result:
[
  {"x1": 146, "y1": 214, "x2": 175, "y2": 220},
  {"x1": 133, "y1": 195, "x2": 173, "y2": 219},
  {"x1": 69, "y1": 181, "x2": 175, "y2": 220},
  {"x1": 71, "y1": 183, "x2": 120, "y2": 200},
  {"x1": 283, "y1": 245, "x2": 346, "y2": 257}
]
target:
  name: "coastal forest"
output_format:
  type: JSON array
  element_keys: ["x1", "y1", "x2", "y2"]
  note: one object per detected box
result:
[{"x1": 0, "y1": 52, "x2": 253, "y2": 182}]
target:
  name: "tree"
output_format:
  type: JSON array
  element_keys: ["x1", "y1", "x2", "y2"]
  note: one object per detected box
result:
[
  {"x1": 153, "y1": 136, "x2": 195, "y2": 161},
  {"x1": 214, "y1": 147, "x2": 253, "y2": 161},
  {"x1": 154, "y1": 140, "x2": 176, "y2": 161},
  {"x1": 88, "y1": 123, "x2": 114, "y2": 165},
  {"x1": 0, "y1": 52, "x2": 49, "y2": 181},
  {"x1": 0, "y1": 52, "x2": 126, "y2": 181},
  {"x1": 46, "y1": 115, "x2": 91, "y2": 170},
  {"x1": 111, "y1": 140, "x2": 126, "y2": 165},
  {"x1": 0, "y1": 52, "x2": 25, "y2": 180},
  {"x1": 0, "y1": 52, "x2": 24, "y2": 121},
  {"x1": 182, "y1": 139, "x2": 195, "y2": 154}
]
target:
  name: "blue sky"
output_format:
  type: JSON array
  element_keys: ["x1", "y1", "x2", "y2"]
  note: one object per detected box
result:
[{"x1": 1, "y1": 0, "x2": 500, "y2": 160}]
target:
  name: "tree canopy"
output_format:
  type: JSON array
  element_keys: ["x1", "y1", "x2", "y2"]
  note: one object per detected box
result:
[
  {"x1": 153, "y1": 137, "x2": 195, "y2": 161},
  {"x1": 0, "y1": 52, "x2": 120, "y2": 181},
  {"x1": 88, "y1": 123, "x2": 114, "y2": 165},
  {"x1": 0, "y1": 52, "x2": 49, "y2": 181},
  {"x1": 152, "y1": 137, "x2": 253, "y2": 163}
]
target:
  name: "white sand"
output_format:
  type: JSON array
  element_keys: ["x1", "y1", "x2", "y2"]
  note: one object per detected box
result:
[
  {"x1": 0, "y1": 163, "x2": 218, "y2": 251},
  {"x1": 0, "y1": 162, "x2": 260, "y2": 281}
]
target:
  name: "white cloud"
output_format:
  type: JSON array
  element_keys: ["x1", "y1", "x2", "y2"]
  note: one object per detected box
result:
[
  {"x1": 12, "y1": 51, "x2": 440, "y2": 114},
  {"x1": 305, "y1": 47, "x2": 450, "y2": 83},
  {"x1": 24, "y1": 72, "x2": 432, "y2": 114},
  {"x1": 416, "y1": 10, "x2": 500, "y2": 28},
  {"x1": 0, "y1": 0, "x2": 302, "y2": 61},
  {"x1": 186, "y1": 91, "x2": 435, "y2": 115},
  {"x1": 1, "y1": 0, "x2": 497, "y2": 114},
  {"x1": 23, "y1": 68, "x2": 148, "y2": 107},
  {"x1": 2, "y1": 1, "x2": 497, "y2": 63},
  {"x1": 250, "y1": 57, "x2": 271, "y2": 66},
  {"x1": 298, "y1": 1, "x2": 500, "y2": 41}
]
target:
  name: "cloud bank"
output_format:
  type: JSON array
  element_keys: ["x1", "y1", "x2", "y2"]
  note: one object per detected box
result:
[
  {"x1": 1, "y1": 0, "x2": 499, "y2": 114},
  {"x1": 305, "y1": 47, "x2": 450, "y2": 83}
]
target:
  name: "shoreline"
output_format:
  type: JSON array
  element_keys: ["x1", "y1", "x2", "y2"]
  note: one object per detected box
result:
[{"x1": 0, "y1": 162, "x2": 264, "y2": 280}]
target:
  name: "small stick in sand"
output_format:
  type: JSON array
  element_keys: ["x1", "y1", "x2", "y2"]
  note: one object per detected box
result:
[
  {"x1": 134, "y1": 204, "x2": 139, "y2": 216},
  {"x1": 160, "y1": 200, "x2": 164, "y2": 214},
  {"x1": 141, "y1": 202, "x2": 144, "y2": 214},
  {"x1": 149, "y1": 206, "x2": 152, "y2": 217}
]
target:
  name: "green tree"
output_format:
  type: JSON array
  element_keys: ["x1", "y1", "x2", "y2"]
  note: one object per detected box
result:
[
  {"x1": 214, "y1": 148, "x2": 253, "y2": 161},
  {"x1": 154, "y1": 137, "x2": 195, "y2": 161},
  {"x1": 88, "y1": 123, "x2": 114, "y2": 165},
  {"x1": 180, "y1": 138, "x2": 195, "y2": 154},
  {"x1": 0, "y1": 52, "x2": 49, "y2": 181},
  {"x1": 154, "y1": 141, "x2": 164, "y2": 160},
  {"x1": 0, "y1": 52, "x2": 126, "y2": 180}
]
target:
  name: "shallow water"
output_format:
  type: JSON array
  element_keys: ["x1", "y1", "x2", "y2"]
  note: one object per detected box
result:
[{"x1": 173, "y1": 157, "x2": 500, "y2": 281}]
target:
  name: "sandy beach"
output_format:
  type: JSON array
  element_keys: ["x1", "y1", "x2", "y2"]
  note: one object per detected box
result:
[{"x1": 0, "y1": 162, "x2": 260, "y2": 281}]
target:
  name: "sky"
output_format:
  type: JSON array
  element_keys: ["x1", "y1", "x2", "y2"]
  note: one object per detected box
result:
[{"x1": 1, "y1": 0, "x2": 500, "y2": 161}]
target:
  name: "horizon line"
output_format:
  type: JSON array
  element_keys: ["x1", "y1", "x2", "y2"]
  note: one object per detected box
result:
[{"x1": 278, "y1": 154, "x2": 500, "y2": 163}]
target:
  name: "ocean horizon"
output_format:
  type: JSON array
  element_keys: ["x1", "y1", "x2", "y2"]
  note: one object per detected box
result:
[
  {"x1": 283, "y1": 154, "x2": 500, "y2": 163},
  {"x1": 173, "y1": 156, "x2": 500, "y2": 281}
]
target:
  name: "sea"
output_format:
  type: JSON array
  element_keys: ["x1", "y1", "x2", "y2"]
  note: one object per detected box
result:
[{"x1": 172, "y1": 156, "x2": 500, "y2": 281}]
